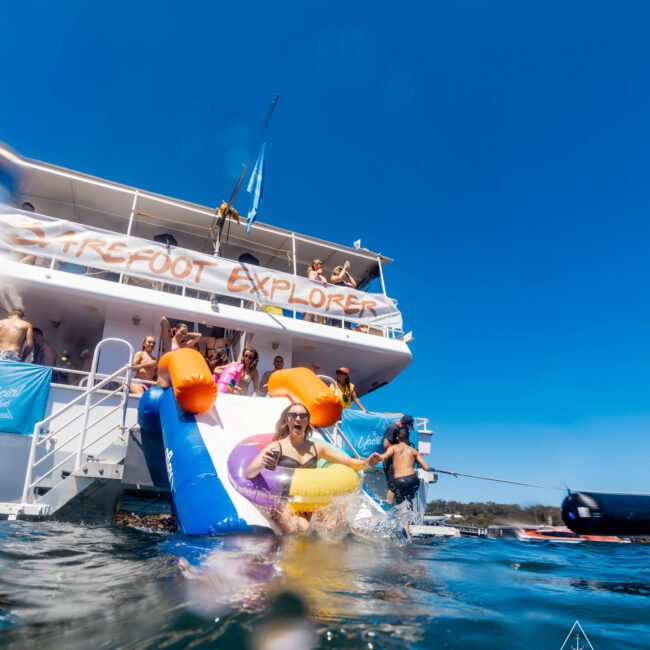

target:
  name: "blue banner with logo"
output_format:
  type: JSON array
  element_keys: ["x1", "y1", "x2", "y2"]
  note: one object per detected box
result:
[
  {"x1": 0, "y1": 361, "x2": 52, "y2": 435},
  {"x1": 338, "y1": 410, "x2": 400, "y2": 457}
]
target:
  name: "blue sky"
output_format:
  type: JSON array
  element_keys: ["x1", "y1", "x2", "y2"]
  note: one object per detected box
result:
[{"x1": 2, "y1": 1, "x2": 649, "y2": 505}]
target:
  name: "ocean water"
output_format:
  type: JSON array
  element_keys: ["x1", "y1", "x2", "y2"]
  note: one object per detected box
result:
[{"x1": 0, "y1": 518, "x2": 649, "y2": 649}]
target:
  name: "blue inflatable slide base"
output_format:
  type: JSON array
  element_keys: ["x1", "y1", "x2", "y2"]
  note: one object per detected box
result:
[{"x1": 138, "y1": 387, "x2": 252, "y2": 535}]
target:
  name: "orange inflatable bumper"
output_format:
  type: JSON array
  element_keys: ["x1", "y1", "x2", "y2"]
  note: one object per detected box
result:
[
  {"x1": 157, "y1": 348, "x2": 217, "y2": 414},
  {"x1": 267, "y1": 368, "x2": 343, "y2": 427}
]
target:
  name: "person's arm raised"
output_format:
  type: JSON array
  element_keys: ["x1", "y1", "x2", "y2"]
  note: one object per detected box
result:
[
  {"x1": 160, "y1": 317, "x2": 172, "y2": 352},
  {"x1": 183, "y1": 332, "x2": 203, "y2": 348}
]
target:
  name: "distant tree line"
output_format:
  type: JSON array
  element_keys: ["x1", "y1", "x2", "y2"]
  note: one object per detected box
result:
[{"x1": 425, "y1": 499, "x2": 562, "y2": 527}]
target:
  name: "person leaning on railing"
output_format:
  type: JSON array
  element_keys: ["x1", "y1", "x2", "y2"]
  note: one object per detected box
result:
[
  {"x1": 333, "y1": 367, "x2": 367, "y2": 412},
  {"x1": 329, "y1": 261, "x2": 357, "y2": 328},
  {"x1": 130, "y1": 335, "x2": 158, "y2": 395},
  {"x1": 303, "y1": 259, "x2": 327, "y2": 324}
]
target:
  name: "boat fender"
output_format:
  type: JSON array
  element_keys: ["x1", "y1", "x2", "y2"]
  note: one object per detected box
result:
[
  {"x1": 157, "y1": 348, "x2": 217, "y2": 414},
  {"x1": 562, "y1": 490, "x2": 650, "y2": 536},
  {"x1": 267, "y1": 368, "x2": 343, "y2": 427},
  {"x1": 137, "y1": 385, "x2": 166, "y2": 435}
]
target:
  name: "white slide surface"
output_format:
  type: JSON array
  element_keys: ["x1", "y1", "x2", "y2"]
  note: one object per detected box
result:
[{"x1": 195, "y1": 394, "x2": 292, "y2": 532}]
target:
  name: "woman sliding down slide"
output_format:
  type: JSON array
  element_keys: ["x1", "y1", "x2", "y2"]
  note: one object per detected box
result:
[{"x1": 246, "y1": 402, "x2": 376, "y2": 534}]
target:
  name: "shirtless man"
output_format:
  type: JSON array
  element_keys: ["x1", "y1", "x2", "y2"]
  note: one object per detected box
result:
[
  {"x1": 260, "y1": 355, "x2": 284, "y2": 396},
  {"x1": 130, "y1": 335, "x2": 158, "y2": 395},
  {"x1": 0, "y1": 309, "x2": 33, "y2": 362},
  {"x1": 369, "y1": 427, "x2": 430, "y2": 508}
]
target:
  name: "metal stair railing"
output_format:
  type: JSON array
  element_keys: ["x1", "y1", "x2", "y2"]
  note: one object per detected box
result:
[{"x1": 20, "y1": 338, "x2": 135, "y2": 506}]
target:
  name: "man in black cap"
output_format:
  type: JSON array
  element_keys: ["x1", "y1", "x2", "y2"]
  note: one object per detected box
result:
[{"x1": 382, "y1": 414, "x2": 415, "y2": 504}]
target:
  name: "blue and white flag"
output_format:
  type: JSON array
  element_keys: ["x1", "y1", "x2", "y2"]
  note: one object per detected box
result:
[{"x1": 245, "y1": 143, "x2": 266, "y2": 234}]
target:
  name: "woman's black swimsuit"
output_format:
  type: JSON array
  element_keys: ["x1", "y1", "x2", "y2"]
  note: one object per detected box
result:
[{"x1": 277, "y1": 442, "x2": 318, "y2": 469}]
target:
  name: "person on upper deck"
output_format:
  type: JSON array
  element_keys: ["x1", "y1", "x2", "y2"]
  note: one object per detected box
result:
[
  {"x1": 130, "y1": 335, "x2": 158, "y2": 395},
  {"x1": 304, "y1": 259, "x2": 327, "y2": 324},
  {"x1": 334, "y1": 367, "x2": 367, "y2": 412},
  {"x1": 246, "y1": 402, "x2": 373, "y2": 534},
  {"x1": 235, "y1": 346, "x2": 260, "y2": 396},
  {"x1": 0, "y1": 309, "x2": 33, "y2": 362},
  {"x1": 330, "y1": 261, "x2": 357, "y2": 289},
  {"x1": 382, "y1": 415, "x2": 415, "y2": 505},
  {"x1": 369, "y1": 426, "x2": 429, "y2": 509},
  {"x1": 160, "y1": 317, "x2": 202, "y2": 353},
  {"x1": 260, "y1": 355, "x2": 284, "y2": 396}
]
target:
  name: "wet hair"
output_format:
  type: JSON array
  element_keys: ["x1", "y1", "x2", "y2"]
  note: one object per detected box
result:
[
  {"x1": 397, "y1": 427, "x2": 410, "y2": 442},
  {"x1": 240, "y1": 346, "x2": 259, "y2": 369},
  {"x1": 142, "y1": 336, "x2": 156, "y2": 350},
  {"x1": 274, "y1": 403, "x2": 312, "y2": 440},
  {"x1": 10, "y1": 309, "x2": 25, "y2": 318},
  {"x1": 33, "y1": 327, "x2": 43, "y2": 336}
]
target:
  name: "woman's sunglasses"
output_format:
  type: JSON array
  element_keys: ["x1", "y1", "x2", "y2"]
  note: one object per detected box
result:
[{"x1": 287, "y1": 412, "x2": 309, "y2": 421}]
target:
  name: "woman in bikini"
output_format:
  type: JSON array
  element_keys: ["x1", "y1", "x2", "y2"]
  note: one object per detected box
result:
[
  {"x1": 235, "y1": 346, "x2": 260, "y2": 396},
  {"x1": 130, "y1": 335, "x2": 158, "y2": 395},
  {"x1": 246, "y1": 402, "x2": 373, "y2": 533},
  {"x1": 304, "y1": 259, "x2": 327, "y2": 324},
  {"x1": 160, "y1": 316, "x2": 202, "y2": 353}
]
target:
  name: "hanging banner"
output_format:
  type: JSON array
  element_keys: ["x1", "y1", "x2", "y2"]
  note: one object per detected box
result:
[
  {"x1": 0, "y1": 211, "x2": 402, "y2": 328},
  {"x1": 0, "y1": 361, "x2": 52, "y2": 435}
]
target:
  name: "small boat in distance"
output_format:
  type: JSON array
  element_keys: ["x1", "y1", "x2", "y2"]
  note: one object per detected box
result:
[{"x1": 488, "y1": 525, "x2": 630, "y2": 544}]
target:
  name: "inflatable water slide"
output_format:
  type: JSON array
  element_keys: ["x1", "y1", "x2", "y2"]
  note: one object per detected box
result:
[{"x1": 138, "y1": 349, "x2": 359, "y2": 535}]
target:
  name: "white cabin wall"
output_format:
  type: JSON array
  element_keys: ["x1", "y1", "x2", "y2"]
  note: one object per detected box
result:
[
  {"x1": 99, "y1": 313, "x2": 159, "y2": 374},
  {"x1": 246, "y1": 332, "x2": 293, "y2": 390}
]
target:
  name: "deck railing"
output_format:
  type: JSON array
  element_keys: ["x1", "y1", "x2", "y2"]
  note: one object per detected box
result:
[{"x1": 5, "y1": 247, "x2": 404, "y2": 340}]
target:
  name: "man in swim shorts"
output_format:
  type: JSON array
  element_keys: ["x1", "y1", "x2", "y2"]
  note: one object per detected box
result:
[
  {"x1": 0, "y1": 309, "x2": 33, "y2": 362},
  {"x1": 382, "y1": 415, "x2": 415, "y2": 504},
  {"x1": 372, "y1": 426, "x2": 430, "y2": 509}
]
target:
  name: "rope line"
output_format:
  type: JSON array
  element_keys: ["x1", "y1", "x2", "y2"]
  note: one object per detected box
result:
[{"x1": 429, "y1": 466, "x2": 566, "y2": 492}]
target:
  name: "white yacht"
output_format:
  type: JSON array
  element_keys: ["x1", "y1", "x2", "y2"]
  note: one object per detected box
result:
[{"x1": 0, "y1": 144, "x2": 434, "y2": 532}]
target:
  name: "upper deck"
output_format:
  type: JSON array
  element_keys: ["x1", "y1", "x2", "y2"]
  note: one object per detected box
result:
[{"x1": 0, "y1": 145, "x2": 411, "y2": 396}]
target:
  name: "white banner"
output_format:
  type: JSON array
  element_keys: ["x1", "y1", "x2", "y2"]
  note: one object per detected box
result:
[{"x1": 0, "y1": 211, "x2": 403, "y2": 328}]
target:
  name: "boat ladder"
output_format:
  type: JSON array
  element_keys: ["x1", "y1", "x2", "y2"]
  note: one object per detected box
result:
[{"x1": 0, "y1": 338, "x2": 135, "y2": 520}]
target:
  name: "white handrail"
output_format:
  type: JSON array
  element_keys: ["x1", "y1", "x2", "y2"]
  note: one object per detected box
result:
[
  {"x1": 20, "y1": 338, "x2": 134, "y2": 504},
  {"x1": 76, "y1": 338, "x2": 134, "y2": 468}
]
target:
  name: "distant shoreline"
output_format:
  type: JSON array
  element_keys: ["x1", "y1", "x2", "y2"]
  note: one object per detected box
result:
[{"x1": 426, "y1": 499, "x2": 561, "y2": 528}]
